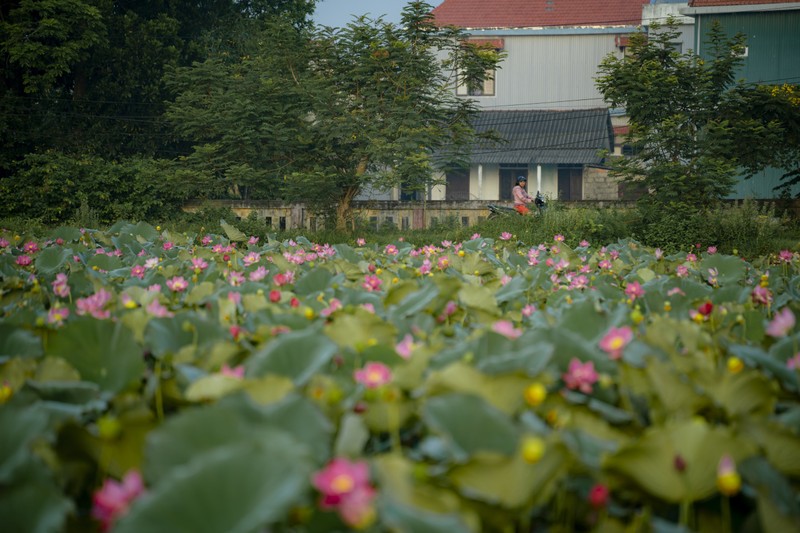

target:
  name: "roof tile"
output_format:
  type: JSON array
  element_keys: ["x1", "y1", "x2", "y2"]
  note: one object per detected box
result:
[{"x1": 432, "y1": 0, "x2": 650, "y2": 29}]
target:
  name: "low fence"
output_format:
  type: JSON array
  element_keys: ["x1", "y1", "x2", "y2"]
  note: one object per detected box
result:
[{"x1": 183, "y1": 198, "x2": 799, "y2": 231}]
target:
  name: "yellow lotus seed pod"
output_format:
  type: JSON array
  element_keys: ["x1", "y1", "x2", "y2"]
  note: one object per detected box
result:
[
  {"x1": 727, "y1": 357, "x2": 744, "y2": 374},
  {"x1": 521, "y1": 436, "x2": 546, "y2": 464},
  {"x1": 523, "y1": 383, "x2": 547, "y2": 407}
]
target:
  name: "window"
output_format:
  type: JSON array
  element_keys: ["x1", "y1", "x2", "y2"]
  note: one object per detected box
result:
[
  {"x1": 265, "y1": 216, "x2": 272, "y2": 228},
  {"x1": 279, "y1": 216, "x2": 286, "y2": 230},
  {"x1": 402, "y1": 216, "x2": 409, "y2": 230},
  {"x1": 499, "y1": 166, "x2": 528, "y2": 201},
  {"x1": 461, "y1": 216, "x2": 469, "y2": 227},
  {"x1": 446, "y1": 168, "x2": 470, "y2": 200},
  {"x1": 457, "y1": 70, "x2": 496, "y2": 97}
]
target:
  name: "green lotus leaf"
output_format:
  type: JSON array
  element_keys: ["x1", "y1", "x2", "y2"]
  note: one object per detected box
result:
[
  {"x1": 49, "y1": 226, "x2": 83, "y2": 242},
  {"x1": 0, "y1": 458, "x2": 73, "y2": 533},
  {"x1": 387, "y1": 282, "x2": 440, "y2": 318},
  {"x1": 458, "y1": 285, "x2": 499, "y2": 315},
  {"x1": 334, "y1": 413, "x2": 370, "y2": 458},
  {"x1": 33, "y1": 357, "x2": 81, "y2": 382},
  {"x1": 242, "y1": 374, "x2": 295, "y2": 405},
  {"x1": 363, "y1": 400, "x2": 415, "y2": 432},
  {"x1": 740, "y1": 456, "x2": 800, "y2": 523},
  {"x1": 0, "y1": 324, "x2": 43, "y2": 362},
  {"x1": 219, "y1": 219, "x2": 247, "y2": 242},
  {"x1": 0, "y1": 402, "x2": 51, "y2": 483},
  {"x1": 184, "y1": 374, "x2": 244, "y2": 402},
  {"x1": 246, "y1": 328, "x2": 336, "y2": 385},
  {"x1": 144, "y1": 312, "x2": 225, "y2": 359},
  {"x1": 293, "y1": 267, "x2": 336, "y2": 296},
  {"x1": 741, "y1": 418, "x2": 800, "y2": 476},
  {"x1": 184, "y1": 281, "x2": 216, "y2": 305},
  {"x1": 86, "y1": 253, "x2": 124, "y2": 271},
  {"x1": 374, "y1": 455, "x2": 479, "y2": 533},
  {"x1": 422, "y1": 362, "x2": 528, "y2": 414},
  {"x1": 706, "y1": 369, "x2": 775, "y2": 417},
  {"x1": 34, "y1": 246, "x2": 72, "y2": 276},
  {"x1": 46, "y1": 318, "x2": 144, "y2": 394},
  {"x1": 116, "y1": 436, "x2": 312, "y2": 533},
  {"x1": 699, "y1": 254, "x2": 747, "y2": 285},
  {"x1": 604, "y1": 418, "x2": 756, "y2": 502},
  {"x1": 729, "y1": 345, "x2": 798, "y2": 392},
  {"x1": 90, "y1": 408, "x2": 157, "y2": 478},
  {"x1": 324, "y1": 311, "x2": 397, "y2": 351},
  {"x1": 449, "y1": 439, "x2": 569, "y2": 508},
  {"x1": 332, "y1": 243, "x2": 360, "y2": 263},
  {"x1": 422, "y1": 393, "x2": 519, "y2": 461},
  {"x1": 644, "y1": 357, "x2": 707, "y2": 416},
  {"x1": 495, "y1": 275, "x2": 527, "y2": 304},
  {"x1": 553, "y1": 297, "x2": 619, "y2": 343}
]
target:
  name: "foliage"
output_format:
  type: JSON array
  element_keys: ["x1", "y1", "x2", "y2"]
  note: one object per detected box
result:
[
  {"x1": 0, "y1": 151, "x2": 190, "y2": 225},
  {"x1": 165, "y1": 2, "x2": 505, "y2": 230},
  {"x1": 596, "y1": 18, "x2": 800, "y2": 210},
  {"x1": 0, "y1": 0, "x2": 317, "y2": 221},
  {"x1": 3, "y1": 221, "x2": 800, "y2": 531}
]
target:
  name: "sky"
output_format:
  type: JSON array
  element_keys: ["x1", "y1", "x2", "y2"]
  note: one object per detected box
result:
[{"x1": 311, "y1": 0, "x2": 422, "y2": 28}]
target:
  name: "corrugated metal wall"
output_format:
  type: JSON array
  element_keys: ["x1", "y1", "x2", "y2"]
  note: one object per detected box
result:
[
  {"x1": 473, "y1": 34, "x2": 620, "y2": 110},
  {"x1": 695, "y1": 10, "x2": 800, "y2": 198}
]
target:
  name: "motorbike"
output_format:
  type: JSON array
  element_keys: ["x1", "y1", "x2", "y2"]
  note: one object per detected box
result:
[{"x1": 488, "y1": 191, "x2": 547, "y2": 218}]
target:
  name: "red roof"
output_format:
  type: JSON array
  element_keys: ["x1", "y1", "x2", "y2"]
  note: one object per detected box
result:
[
  {"x1": 431, "y1": 0, "x2": 650, "y2": 29},
  {"x1": 689, "y1": 0, "x2": 797, "y2": 6}
]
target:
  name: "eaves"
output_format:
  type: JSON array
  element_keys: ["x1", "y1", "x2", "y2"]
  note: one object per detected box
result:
[
  {"x1": 460, "y1": 26, "x2": 641, "y2": 37},
  {"x1": 680, "y1": 2, "x2": 800, "y2": 15}
]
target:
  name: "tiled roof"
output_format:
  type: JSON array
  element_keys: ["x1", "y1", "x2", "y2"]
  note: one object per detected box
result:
[
  {"x1": 431, "y1": 0, "x2": 650, "y2": 29},
  {"x1": 470, "y1": 109, "x2": 613, "y2": 165},
  {"x1": 689, "y1": 0, "x2": 797, "y2": 6}
]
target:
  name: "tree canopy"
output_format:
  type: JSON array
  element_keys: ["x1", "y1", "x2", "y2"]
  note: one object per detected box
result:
[
  {"x1": 165, "y1": 1, "x2": 504, "y2": 229},
  {"x1": 596, "y1": 19, "x2": 800, "y2": 211}
]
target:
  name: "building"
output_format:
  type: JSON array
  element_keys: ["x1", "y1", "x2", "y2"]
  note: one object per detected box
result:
[
  {"x1": 680, "y1": 0, "x2": 800, "y2": 198},
  {"x1": 427, "y1": 0, "x2": 652, "y2": 202}
]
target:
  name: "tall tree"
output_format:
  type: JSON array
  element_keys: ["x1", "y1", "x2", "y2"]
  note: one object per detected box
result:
[
  {"x1": 165, "y1": 1, "x2": 503, "y2": 229},
  {"x1": 596, "y1": 19, "x2": 800, "y2": 211}
]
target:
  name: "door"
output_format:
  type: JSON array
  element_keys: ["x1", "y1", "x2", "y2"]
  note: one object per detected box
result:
[
  {"x1": 446, "y1": 169, "x2": 470, "y2": 200},
  {"x1": 499, "y1": 166, "x2": 527, "y2": 201},
  {"x1": 558, "y1": 166, "x2": 583, "y2": 201}
]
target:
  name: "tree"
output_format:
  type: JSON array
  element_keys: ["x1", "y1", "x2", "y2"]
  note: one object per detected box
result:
[
  {"x1": 596, "y1": 19, "x2": 800, "y2": 212},
  {"x1": 165, "y1": 1, "x2": 503, "y2": 230}
]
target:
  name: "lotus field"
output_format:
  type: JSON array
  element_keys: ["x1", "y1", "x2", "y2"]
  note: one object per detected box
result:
[{"x1": 2, "y1": 220, "x2": 800, "y2": 532}]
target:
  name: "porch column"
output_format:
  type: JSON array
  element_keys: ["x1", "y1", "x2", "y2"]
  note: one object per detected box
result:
[
  {"x1": 536, "y1": 164, "x2": 542, "y2": 194},
  {"x1": 478, "y1": 164, "x2": 483, "y2": 200}
]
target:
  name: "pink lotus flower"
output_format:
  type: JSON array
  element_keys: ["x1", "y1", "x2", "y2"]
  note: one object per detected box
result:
[
  {"x1": 579, "y1": 240, "x2": 590, "y2": 247},
  {"x1": 248, "y1": 236, "x2": 259, "y2": 245},
  {"x1": 16, "y1": 255, "x2": 32, "y2": 266},
  {"x1": 779, "y1": 250, "x2": 794, "y2": 263},
  {"x1": 92, "y1": 470, "x2": 145, "y2": 531},
  {"x1": 588, "y1": 483, "x2": 610, "y2": 508},
  {"x1": 320, "y1": 298, "x2": 343, "y2": 317},
  {"x1": 751, "y1": 286, "x2": 773, "y2": 306},
  {"x1": 130, "y1": 264, "x2": 146, "y2": 279},
  {"x1": 356, "y1": 238, "x2": 366, "y2": 246},
  {"x1": 598, "y1": 259, "x2": 612, "y2": 270},
  {"x1": 599, "y1": 326, "x2": 633, "y2": 360},
  {"x1": 227, "y1": 271, "x2": 245, "y2": 286},
  {"x1": 522, "y1": 304, "x2": 536, "y2": 317},
  {"x1": 767, "y1": 307, "x2": 795, "y2": 337},
  {"x1": 437, "y1": 256, "x2": 450, "y2": 270},
  {"x1": 219, "y1": 363, "x2": 244, "y2": 379},
  {"x1": 562, "y1": 358, "x2": 598, "y2": 394},
  {"x1": 51, "y1": 273, "x2": 70, "y2": 298},
  {"x1": 655, "y1": 248, "x2": 664, "y2": 260},
  {"x1": 418, "y1": 259, "x2": 432, "y2": 275},
  {"x1": 312, "y1": 458, "x2": 376, "y2": 528},
  {"x1": 162, "y1": 241, "x2": 174, "y2": 251},
  {"x1": 499, "y1": 232, "x2": 512, "y2": 241},
  {"x1": 787, "y1": 353, "x2": 800, "y2": 370},
  {"x1": 166, "y1": 276, "x2": 189, "y2": 292},
  {"x1": 624, "y1": 281, "x2": 645, "y2": 301},
  {"x1": 201, "y1": 235, "x2": 213, "y2": 245},
  {"x1": 554, "y1": 234, "x2": 565, "y2": 242},
  {"x1": 362, "y1": 274, "x2": 382, "y2": 292},
  {"x1": 249, "y1": 266, "x2": 268, "y2": 281},
  {"x1": 707, "y1": 246, "x2": 717, "y2": 255},
  {"x1": 242, "y1": 252, "x2": 260, "y2": 266},
  {"x1": 76, "y1": 289, "x2": 113, "y2": 320},
  {"x1": 22, "y1": 241, "x2": 39, "y2": 253},
  {"x1": 384, "y1": 244, "x2": 399, "y2": 256},
  {"x1": 146, "y1": 299, "x2": 173, "y2": 318},
  {"x1": 492, "y1": 320, "x2": 522, "y2": 339},
  {"x1": 273, "y1": 271, "x2": 295, "y2": 286},
  {"x1": 354, "y1": 362, "x2": 392, "y2": 388},
  {"x1": 395, "y1": 334, "x2": 415, "y2": 359},
  {"x1": 471, "y1": 233, "x2": 481, "y2": 240},
  {"x1": 47, "y1": 306, "x2": 69, "y2": 326}
]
